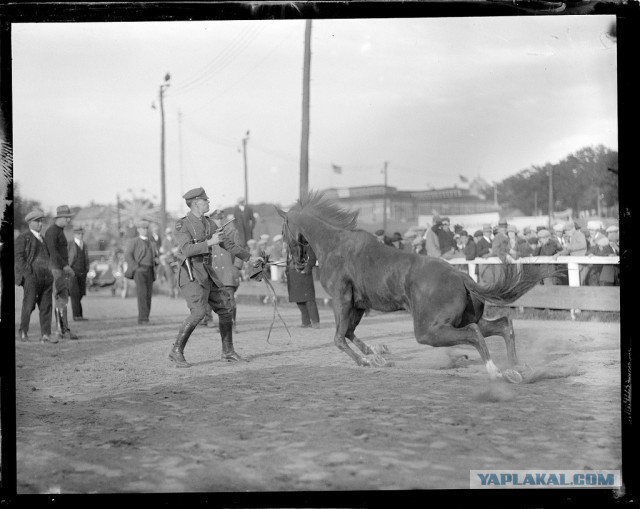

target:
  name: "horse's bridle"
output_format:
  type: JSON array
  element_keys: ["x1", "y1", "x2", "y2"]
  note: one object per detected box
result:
[{"x1": 282, "y1": 217, "x2": 309, "y2": 273}]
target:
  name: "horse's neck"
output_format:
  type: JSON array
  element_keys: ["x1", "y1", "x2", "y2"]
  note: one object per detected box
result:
[{"x1": 293, "y1": 213, "x2": 341, "y2": 263}]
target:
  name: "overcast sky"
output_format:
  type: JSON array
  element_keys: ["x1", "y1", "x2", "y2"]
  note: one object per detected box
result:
[{"x1": 11, "y1": 15, "x2": 617, "y2": 216}]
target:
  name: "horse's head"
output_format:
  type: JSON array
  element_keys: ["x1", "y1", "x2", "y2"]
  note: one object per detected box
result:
[{"x1": 276, "y1": 206, "x2": 308, "y2": 273}]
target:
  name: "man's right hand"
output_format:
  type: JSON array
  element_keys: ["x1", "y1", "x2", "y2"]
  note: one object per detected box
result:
[
  {"x1": 63, "y1": 265, "x2": 75, "y2": 276},
  {"x1": 206, "y1": 232, "x2": 221, "y2": 246},
  {"x1": 248, "y1": 256, "x2": 264, "y2": 268}
]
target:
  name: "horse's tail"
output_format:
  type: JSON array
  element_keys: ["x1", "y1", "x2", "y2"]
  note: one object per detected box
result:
[{"x1": 464, "y1": 263, "x2": 556, "y2": 305}]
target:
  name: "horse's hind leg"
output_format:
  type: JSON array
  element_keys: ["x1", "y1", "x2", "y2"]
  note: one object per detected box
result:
[
  {"x1": 416, "y1": 323, "x2": 522, "y2": 383},
  {"x1": 477, "y1": 316, "x2": 518, "y2": 367}
]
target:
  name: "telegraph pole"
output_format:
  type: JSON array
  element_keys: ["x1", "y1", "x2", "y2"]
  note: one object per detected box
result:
[
  {"x1": 178, "y1": 109, "x2": 183, "y2": 195},
  {"x1": 159, "y1": 73, "x2": 170, "y2": 234},
  {"x1": 382, "y1": 161, "x2": 389, "y2": 232},
  {"x1": 299, "y1": 19, "x2": 312, "y2": 199},
  {"x1": 242, "y1": 131, "x2": 250, "y2": 203},
  {"x1": 116, "y1": 193, "x2": 121, "y2": 235},
  {"x1": 548, "y1": 167, "x2": 553, "y2": 229}
]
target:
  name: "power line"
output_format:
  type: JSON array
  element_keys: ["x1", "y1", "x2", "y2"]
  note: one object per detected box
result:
[
  {"x1": 179, "y1": 24, "x2": 300, "y2": 117},
  {"x1": 168, "y1": 25, "x2": 266, "y2": 97}
]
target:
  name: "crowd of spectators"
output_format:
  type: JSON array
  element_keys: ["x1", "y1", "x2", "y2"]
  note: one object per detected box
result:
[{"x1": 374, "y1": 216, "x2": 620, "y2": 287}]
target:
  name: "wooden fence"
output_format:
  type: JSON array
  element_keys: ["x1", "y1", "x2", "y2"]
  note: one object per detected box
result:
[{"x1": 236, "y1": 256, "x2": 620, "y2": 313}]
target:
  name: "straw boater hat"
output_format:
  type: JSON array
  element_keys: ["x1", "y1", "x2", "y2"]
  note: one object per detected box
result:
[
  {"x1": 605, "y1": 225, "x2": 619, "y2": 234},
  {"x1": 25, "y1": 209, "x2": 45, "y2": 223},
  {"x1": 273, "y1": 234, "x2": 283, "y2": 242},
  {"x1": 587, "y1": 220, "x2": 603, "y2": 231},
  {"x1": 537, "y1": 229, "x2": 551, "y2": 238},
  {"x1": 553, "y1": 223, "x2": 565, "y2": 233},
  {"x1": 55, "y1": 205, "x2": 73, "y2": 218}
]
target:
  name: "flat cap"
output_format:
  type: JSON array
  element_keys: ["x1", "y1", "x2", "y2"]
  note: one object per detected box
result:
[
  {"x1": 25, "y1": 209, "x2": 45, "y2": 223},
  {"x1": 55, "y1": 205, "x2": 73, "y2": 218},
  {"x1": 73, "y1": 226, "x2": 84, "y2": 233},
  {"x1": 182, "y1": 187, "x2": 208, "y2": 201},
  {"x1": 459, "y1": 230, "x2": 469, "y2": 237},
  {"x1": 247, "y1": 239, "x2": 257, "y2": 246},
  {"x1": 473, "y1": 230, "x2": 483, "y2": 238},
  {"x1": 374, "y1": 229, "x2": 385, "y2": 236},
  {"x1": 587, "y1": 220, "x2": 603, "y2": 230},
  {"x1": 605, "y1": 225, "x2": 619, "y2": 233},
  {"x1": 482, "y1": 224, "x2": 492, "y2": 231},
  {"x1": 537, "y1": 229, "x2": 551, "y2": 238}
]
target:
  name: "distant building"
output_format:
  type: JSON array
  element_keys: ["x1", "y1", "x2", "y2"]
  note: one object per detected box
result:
[{"x1": 322, "y1": 183, "x2": 499, "y2": 225}]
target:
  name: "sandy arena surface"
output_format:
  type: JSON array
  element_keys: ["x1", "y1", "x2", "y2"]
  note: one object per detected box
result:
[{"x1": 12, "y1": 286, "x2": 622, "y2": 495}]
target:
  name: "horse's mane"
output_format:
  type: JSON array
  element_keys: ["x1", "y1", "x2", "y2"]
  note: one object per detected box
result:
[{"x1": 291, "y1": 190, "x2": 359, "y2": 231}]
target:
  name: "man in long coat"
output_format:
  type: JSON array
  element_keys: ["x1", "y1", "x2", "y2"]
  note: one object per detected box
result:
[
  {"x1": 286, "y1": 240, "x2": 320, "y2": 328},
  {"x1": 15, "y1": 209, "x2": 56, "y2": 343},
  {"x1": 232, "y1": 197, "x2": 256, "y2": 247},
  {"x1": 124, "y1": 219, "x2": 159, "y2": 325}
]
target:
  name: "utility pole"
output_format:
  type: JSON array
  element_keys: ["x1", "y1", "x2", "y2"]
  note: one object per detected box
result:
[
  {"x1": 382, "y1": 161, "x2": 389, "y2": 232},
  {"x1": 159, "y1": 73, "x2": 171, "y2": 234},
  {"x1": 116, "y1": 193, "x2": 121, "y2": 235},
  {"x1": 548, "y1": 167, "x2": 553, "y2": 229},
  {"x1": 533, "y1": 190, "x2": 538, "y2": 216},
  {"x1": 299, "y1": 19, "x2": 312, "y2": 200},
  {"x1": 178, "y1": 109, "x2": 183, "y2": 195},
  {"x1": 242, "y1": 131, "x2": 250, "y2": 203}
]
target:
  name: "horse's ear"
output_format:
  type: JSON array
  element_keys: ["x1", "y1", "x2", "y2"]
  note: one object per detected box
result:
[{"x1": 275, "y1": 206, "x2": 287, "y2": 219}]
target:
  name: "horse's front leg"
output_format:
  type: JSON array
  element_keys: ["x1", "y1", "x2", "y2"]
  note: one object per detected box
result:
[
  {"x1": 346, "y1": 308, "x2": 391, "y2": 357},
  {"x1": 477, "y1": 316, "x2": 519, "y2": 367},
  {"x1": 333, "y1": 301, "x2": 372, "y2": 367}
]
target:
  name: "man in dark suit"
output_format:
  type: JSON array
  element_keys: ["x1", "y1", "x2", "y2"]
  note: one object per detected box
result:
[
  {"x1": 68, "y1": 226, "x2": 90, "y2": 321},
  {"x1": 232, "y1": 197, "x2": 256, "y2": 247},
  {"x1": 44, "y1": 204, "x2": 79, "y2": 340},
  {"x1": 15, "y1": 209, "x2": 57, "y2": 343},
  {"x1": 124, "y1": 219, "x2": 159, "y2": 325}
]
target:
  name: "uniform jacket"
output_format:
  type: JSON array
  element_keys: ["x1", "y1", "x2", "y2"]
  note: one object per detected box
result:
[
  {"x1": 210, "y1": 221, "x2": 243, "y2": 288},
  {"x1": 43, "y1": 223, "x2": 69, "y2": 270},
  {"x1": 68, "y1": 240, "x2": 90, "y2": 274},
  {"x1": 286, "y1": 243, "x2": 317, "y2": 303},
  {"x1": 175, "y1": 211, "x2": 250, "y2": 288},
  {"x1": 124, "y1": 236, "x2": 159, "y2": 281},
  {"x1": 15, "y1": 230, "x2": 50, "y2": 286}
]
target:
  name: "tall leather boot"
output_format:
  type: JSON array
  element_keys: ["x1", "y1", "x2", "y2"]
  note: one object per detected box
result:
[
  {"x1": 54, "y1": 308, "x2": 64, "y2": 337},
  {"x1": 220, "y1": 318, "x2": 244, "y2": 362},
  {"x1": 169, "y1": 319, "x2": 197, "y2": 368},
  {"x1": 61, "y1": 307, "x2": 79, "y2": 340}
]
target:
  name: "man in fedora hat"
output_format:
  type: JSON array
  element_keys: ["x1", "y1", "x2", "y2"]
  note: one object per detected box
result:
[
  {"x1": 124, "y1": 218, "x2": 159, "y2": 325},
  {"x1": 15, "y1": 209, "x2": 57, "y2": 343},
  {"x1": 43, "y1": 204, "x2": 78, "y2": 340},
  {"x1": 169, "y1": 187, "x2": 263, "y2": 368},
  {"x1": 68, "y1": 225, "x2": 90, "y2": 321}
]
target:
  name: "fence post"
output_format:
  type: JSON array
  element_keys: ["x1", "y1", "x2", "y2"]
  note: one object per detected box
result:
[
  {"x1": 468, "y1": 262, "x2": 477, "y2": 282},
  {"x1": 567, "y1": 262, "x2": 581, "y2": 287}
]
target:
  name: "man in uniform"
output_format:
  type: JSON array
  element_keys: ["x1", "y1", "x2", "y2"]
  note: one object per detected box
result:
[
  {"x1": 124, "y1": 219, "x2": 159, "y2": 325},
  {"x1": 169, "y1": 187, "x2": 263, "y2": 368},
  {"x1": 44, "y1": 205, "x2": 79, "y2": 340},
  {"x1": 68, "y1": 226, "x2": 90, "y2": 321},
  {"x1": 15, "y1": 209, "x2": 57, "y2": 343}
]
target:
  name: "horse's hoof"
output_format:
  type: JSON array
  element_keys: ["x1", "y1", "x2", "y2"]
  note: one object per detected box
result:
[
  {"x1": 371, "y1": 344, "x2": 390, "y2": 355},
  {"x1": 502, "y1": 369, "x2": 523, "y2": 384},
  {"x1": 370, "y1": 354, "x2": 388, "y2": 367}
]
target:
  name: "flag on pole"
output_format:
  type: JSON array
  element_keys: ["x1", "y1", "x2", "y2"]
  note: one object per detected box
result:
[
  {"x1": 331, "y1": 163, "x2": 342, "y2": 174},
  {"x1": 459, "y1": 174, "x2": 468, "y2": 183}
]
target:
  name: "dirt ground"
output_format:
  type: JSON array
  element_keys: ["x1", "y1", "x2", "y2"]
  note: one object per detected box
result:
[{"x1": 12, "y1": 286, "x2": 622, "y2": 494}]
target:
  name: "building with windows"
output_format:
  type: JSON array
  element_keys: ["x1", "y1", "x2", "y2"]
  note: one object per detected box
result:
[{"x1": 322, "y1": 183, "x2": 500, "y2": 225}]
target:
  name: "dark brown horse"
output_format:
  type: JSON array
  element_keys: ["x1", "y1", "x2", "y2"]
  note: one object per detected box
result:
[{"x1": 277, "y1": 191, "x2": 550, "y2": 383}]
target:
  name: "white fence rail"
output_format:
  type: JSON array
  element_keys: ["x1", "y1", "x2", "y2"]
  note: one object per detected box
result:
[{"x1": 446, "y1": 256, "x2": 620, "y2": 287}]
